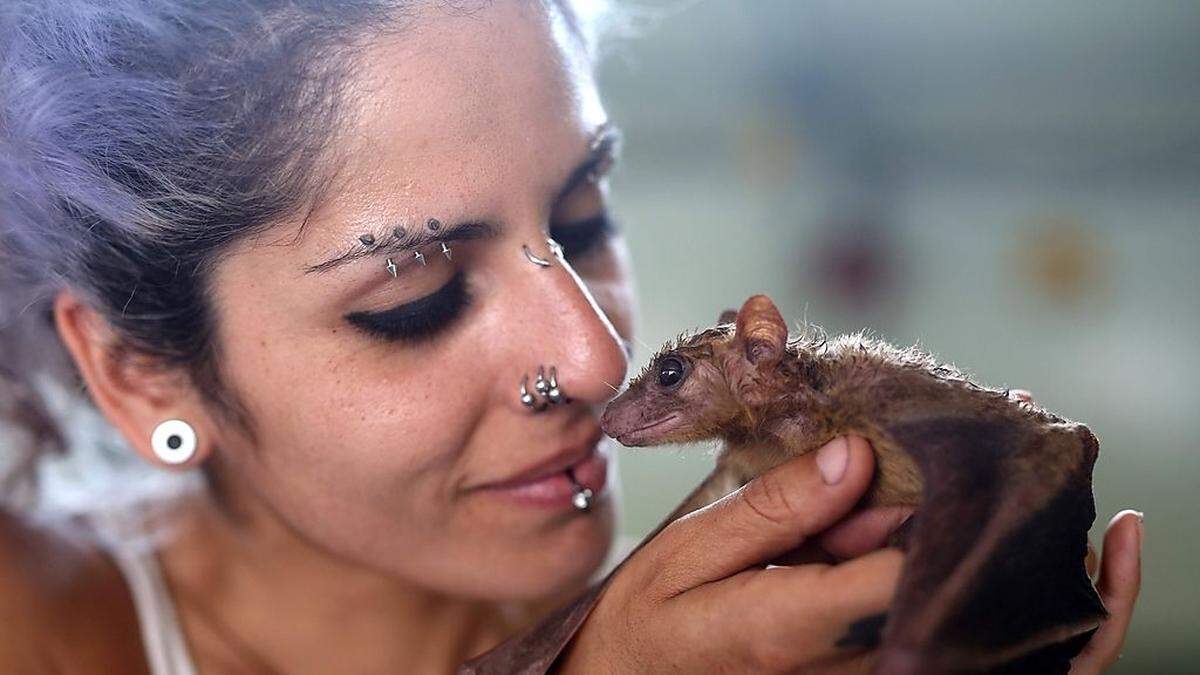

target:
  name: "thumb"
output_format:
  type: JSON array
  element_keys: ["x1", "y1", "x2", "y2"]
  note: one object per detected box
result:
[{"x1": 644, "y1": 436, "x2": 877, "y2": 598}]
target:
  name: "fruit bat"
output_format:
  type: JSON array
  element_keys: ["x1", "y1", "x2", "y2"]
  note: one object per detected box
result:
[{"x1": 460, "y1": 294, "x2": 1105, "y2": 675}]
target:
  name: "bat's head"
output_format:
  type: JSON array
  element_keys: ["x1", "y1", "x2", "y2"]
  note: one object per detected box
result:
[{"x1": 602, "y1": 294, "x2": 813, "y2": 446}]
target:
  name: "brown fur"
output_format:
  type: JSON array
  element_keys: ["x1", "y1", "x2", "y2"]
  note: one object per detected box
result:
[{"x1": 461, "y1": 295, "x2": 1105, "y2": 675}]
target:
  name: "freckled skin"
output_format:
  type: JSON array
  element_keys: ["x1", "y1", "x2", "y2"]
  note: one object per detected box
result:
[{"x1": 599, "y1": 294, "x2": 1107, "y2": 674}]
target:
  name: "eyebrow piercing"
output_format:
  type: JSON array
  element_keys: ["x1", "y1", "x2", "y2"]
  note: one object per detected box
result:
[
  {"x1": 414, "y1": 250, "x2": 426, "y2": 266},
  {"x1": 523, "y1": 244, "x2": 552, "y2": 267},
  {"x1": 441, "y1": 242, "x2": 452, "y2": 261},
  {"x1": 358, "y1": 233, "x2": 375, "y2": 246},
  {"x1": 385, "y1": 258, "x2": 397, "y2": 278}
]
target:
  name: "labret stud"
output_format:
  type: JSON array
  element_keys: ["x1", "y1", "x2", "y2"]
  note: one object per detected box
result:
[{"x1": 567, "y1": 469, "x2": 593, "y2": 511}]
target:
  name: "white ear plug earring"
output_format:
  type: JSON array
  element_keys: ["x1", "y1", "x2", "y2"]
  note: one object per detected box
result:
[{"x1": 150, "y1": 419, "x2": 197, "y2": 465}]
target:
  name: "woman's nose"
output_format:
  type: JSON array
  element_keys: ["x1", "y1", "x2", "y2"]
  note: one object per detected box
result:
[{"x1": 508, "y1": 250, "x2": 629, "y2": 410}]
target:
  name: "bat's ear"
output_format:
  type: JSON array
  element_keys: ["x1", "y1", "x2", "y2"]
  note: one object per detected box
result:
[
  {"x1": 734, "y1": 295, "x2": 787, "y2": 366},
  {"x1": 717, "y1": 308, "x2": 738, "y2": 325}
]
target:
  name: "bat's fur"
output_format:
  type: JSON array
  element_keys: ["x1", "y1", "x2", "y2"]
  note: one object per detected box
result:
[
  {"x1": 460, "y1": 295, "x2": 1105, "y2": 675},
  {"x1": 600, "y1": 295, "x2": 1106, "y2": 675}
]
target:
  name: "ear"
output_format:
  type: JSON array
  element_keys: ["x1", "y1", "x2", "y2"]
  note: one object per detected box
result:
[
  {"x1": 717, "y1": 308, "x2": 737, "y2": 325},
  {"x1": 733, "y1": 295, "x2": 788, "y2": 366},
  {"x1": 53, "y1": 290, "x2": 214, "y2": 469}
]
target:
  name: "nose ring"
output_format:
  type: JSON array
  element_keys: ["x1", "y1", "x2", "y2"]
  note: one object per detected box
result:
[{"x1": 520, "y1": 365, "x2": 569, "y2": 412}]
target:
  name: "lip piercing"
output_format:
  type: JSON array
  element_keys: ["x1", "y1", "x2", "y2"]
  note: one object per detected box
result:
[
  {"x1": 523, "y1": 244, "x2": 552, "y2": 267},
  {"x1": 385, "y1": 258, "x2": 397, "y2": 278},
  {"x1": 441, "y1": 242, "x2": 452, "y2": 260},
  {"x1": 567, "y1": 468, "x2": 593, "y2": 511}
]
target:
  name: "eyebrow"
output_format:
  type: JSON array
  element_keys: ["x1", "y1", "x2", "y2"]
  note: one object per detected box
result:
[{"x1": 302, "y1": 123, "x2": 622, "y2": 275}]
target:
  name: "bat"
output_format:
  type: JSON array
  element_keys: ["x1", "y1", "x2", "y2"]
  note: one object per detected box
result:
[{"x1": 461, "y1": 294, "x2": 1105, "y2": 675}]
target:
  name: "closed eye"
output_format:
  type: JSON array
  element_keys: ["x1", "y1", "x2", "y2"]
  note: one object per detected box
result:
[
  {"x1": 345, "y1": 271, "x2": 470, "y2": 342},
  {"x1": 549, "y1": 211, "x2": 617, "y2": 260}
]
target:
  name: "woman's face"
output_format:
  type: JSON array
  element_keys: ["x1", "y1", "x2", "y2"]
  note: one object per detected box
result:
[{"x1": 204, "y1": 0, "x2": 635, "y2": 601}]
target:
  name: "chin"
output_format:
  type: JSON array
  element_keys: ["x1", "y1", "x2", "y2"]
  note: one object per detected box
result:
[{"x1": 471, "y1": 499, "x2": 617, "y2": 602}]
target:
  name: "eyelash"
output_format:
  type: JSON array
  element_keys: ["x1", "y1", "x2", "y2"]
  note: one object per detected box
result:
[
  {"x1": 345, "y1": 271, "x2": 471, "y2": 343},
  {"x1": 343, "y1": 212, "x2": 613, "y2": 343},
  {"x1": 550, "y1": 211, "x2": 617, "y2": 260}
]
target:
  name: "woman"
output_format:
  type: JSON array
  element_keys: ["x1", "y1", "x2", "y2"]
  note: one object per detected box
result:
[{"x1": 0, "y1": 1, "x2": 1140, "y2": 673}]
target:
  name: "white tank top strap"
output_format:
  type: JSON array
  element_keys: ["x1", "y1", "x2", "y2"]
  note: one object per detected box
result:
[{"x1": 87, "y1": 508, "x2": 199, "y2": 675}]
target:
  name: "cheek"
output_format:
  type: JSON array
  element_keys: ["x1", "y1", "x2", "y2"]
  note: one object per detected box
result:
[{"x1": 210, "y1": 298, "x2": 482, "y2": 524}]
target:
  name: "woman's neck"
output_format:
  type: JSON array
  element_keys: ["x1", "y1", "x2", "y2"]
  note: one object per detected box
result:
[{"x1": 154, "y1": 486, "x2": 527, "y2": 675}]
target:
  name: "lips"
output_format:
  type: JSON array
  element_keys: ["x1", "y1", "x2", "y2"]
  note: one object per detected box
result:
[
  {"x1": 474, "y1": 438, "x2": 610, "y2": 510},
  {"x1": 479, "y1": 425, "x2": 605, "y2": 490}
]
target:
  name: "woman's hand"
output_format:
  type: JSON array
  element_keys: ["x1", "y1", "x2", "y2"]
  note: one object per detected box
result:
[
  {"x1": 1069, "y1": 510, "x2": 1144, "y2": 673},
  {"x1": 559, "y1": 436, "x2": 901, "y2": 674}
]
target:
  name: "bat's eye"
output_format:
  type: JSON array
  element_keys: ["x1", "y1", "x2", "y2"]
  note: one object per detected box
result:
[{"x1": 657, "y1": 356, "x2": 685, "y2": 388}]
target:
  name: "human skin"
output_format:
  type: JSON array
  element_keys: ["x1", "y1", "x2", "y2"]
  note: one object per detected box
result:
[{"x1": 0, "y1": 1, "x2": 1140, "y2": 673}]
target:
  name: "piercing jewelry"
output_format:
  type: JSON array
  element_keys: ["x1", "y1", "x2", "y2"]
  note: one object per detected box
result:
[
  {"x1": 567, "y1": 468, "x2": 593, "y2": 511},
  {"x1": 441, "y1": 242, "x2": 452, "y2": 261},
  {"x1": 546, "y1": 237, "x2": 564, "y2": 260},
  {"x1": 523, "y1": 244, "x2": 552, "y2": 267},
  {"x1": 520, "y1": 375, "x2": 546, "y2": 412},
  {"x1": 151, "y1": 419, "x2": 196, "y2": 465},
  {"x1": 520, "y1": 365, "x2": 570, "y2": 412},
  {"x1": 385, "y1": 258, "x2": 398, "y2": 278},
  {"x1": 414, "y1": 250, "x2": 426, "y2": 266}
]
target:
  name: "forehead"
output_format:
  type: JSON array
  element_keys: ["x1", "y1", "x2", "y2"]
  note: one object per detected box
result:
[{"x1": 282, "y1": 0, "x2": 604, "y2": 251}]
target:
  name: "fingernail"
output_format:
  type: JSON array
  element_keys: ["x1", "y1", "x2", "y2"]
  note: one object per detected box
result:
[{"x1": 817, "y1": 437, "x2": 850, "y2": 485}]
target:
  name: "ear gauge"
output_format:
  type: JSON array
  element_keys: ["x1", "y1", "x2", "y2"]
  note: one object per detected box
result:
[{"x1": 150, "y1": 419, "x2": 197, "y2": 465}]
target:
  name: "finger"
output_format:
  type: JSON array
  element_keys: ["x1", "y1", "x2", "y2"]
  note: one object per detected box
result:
[
  {"x1": 818, "y1": 506, "x2": 915, "y2": 560},
  {"x1": 1071, "y1": 510, "x2": 1143, "y2": 673},
  {"x1": 707, "y1": 548, "x2": 905, "y2": 663},
  {"x1": 644, "y1": 435, "x2": 877, "y2": 598}
]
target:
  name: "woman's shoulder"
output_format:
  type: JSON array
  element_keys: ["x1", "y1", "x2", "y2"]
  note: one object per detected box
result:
[{"x1": 0, "y1": 507, "x2": 150, "y2": 674}]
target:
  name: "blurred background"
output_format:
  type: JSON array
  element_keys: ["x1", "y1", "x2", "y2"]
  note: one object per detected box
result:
[{"x1": 597, "y1": 1, "x2": 1199, "y2": 672}]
